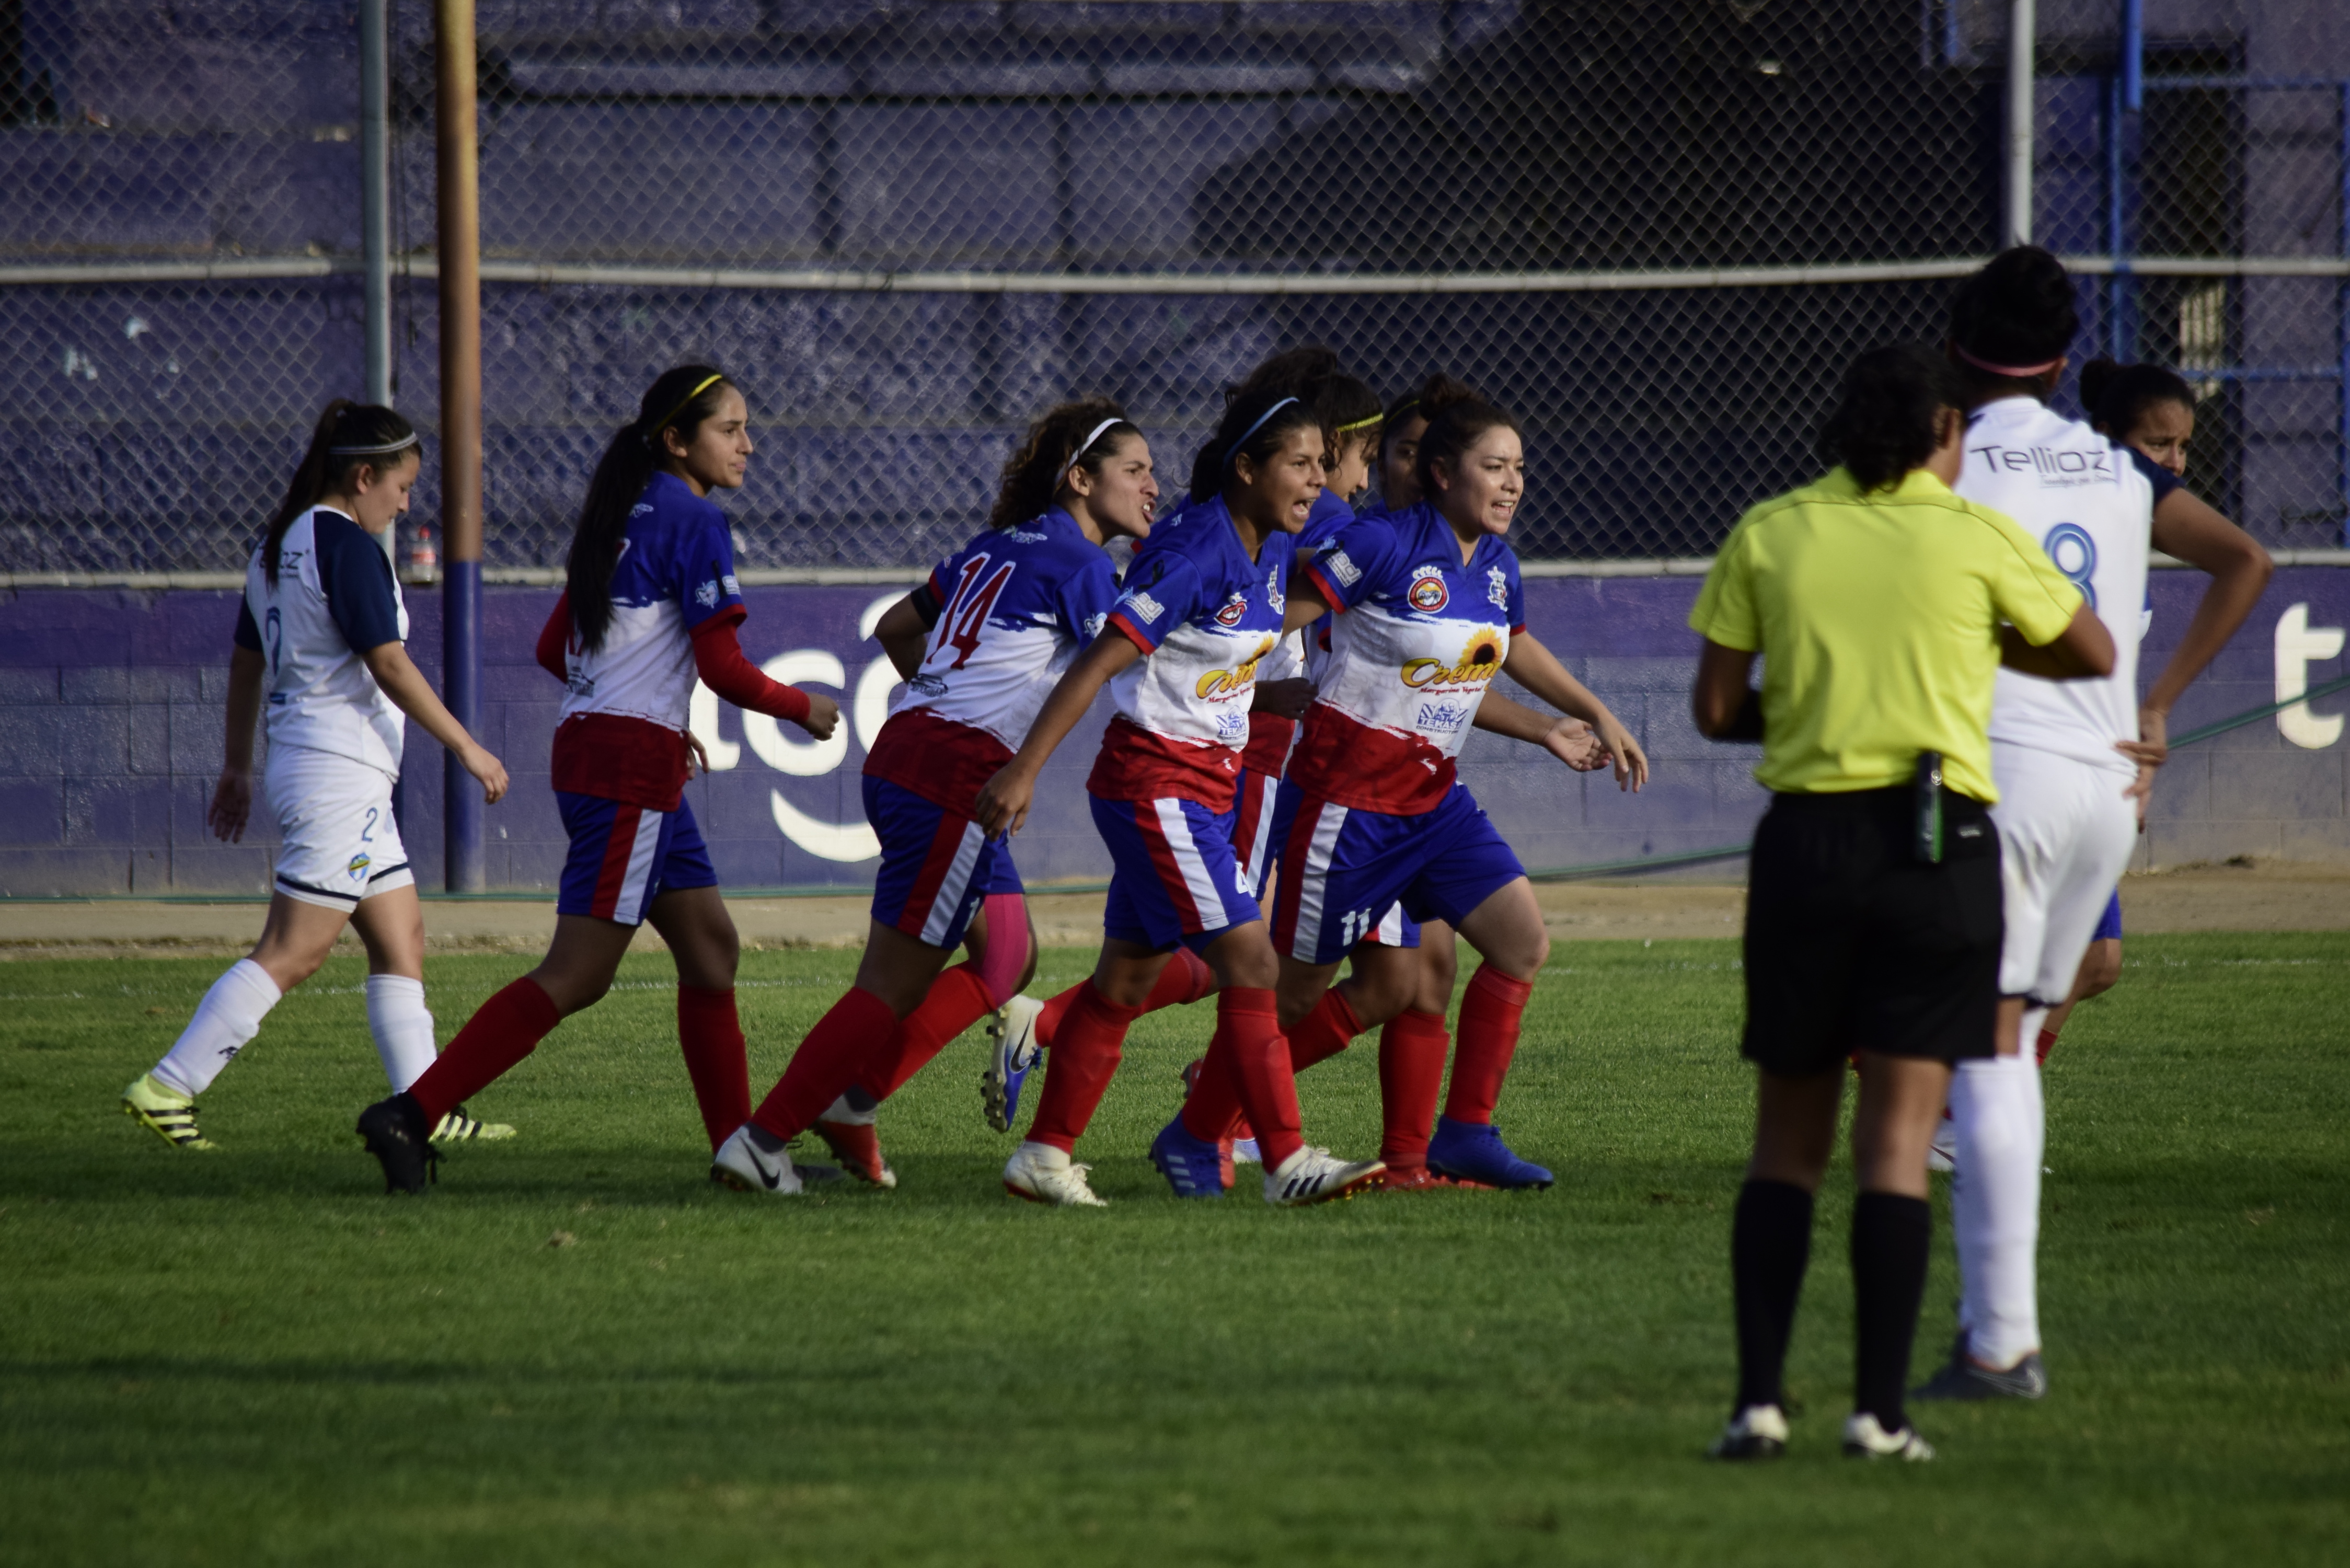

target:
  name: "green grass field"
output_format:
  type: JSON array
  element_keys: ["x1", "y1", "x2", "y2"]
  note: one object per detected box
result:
[{"x1": 2, "y1": 931, "x2": 2344, "y2": 1565}]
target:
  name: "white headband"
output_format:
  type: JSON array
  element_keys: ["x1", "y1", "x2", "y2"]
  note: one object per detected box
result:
[
  {"x1": 329, "y1": 431, "x2": 419, "y2": 457},
  {"x1": 1071, "y1": 417, "x2": 1124, "y2": 465}
]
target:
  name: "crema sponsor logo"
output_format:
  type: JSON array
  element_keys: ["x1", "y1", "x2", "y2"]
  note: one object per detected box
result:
[
  {"x1": 1400, "y1": 629, "x2": 1504, "y2": 690},
  {"x1": 1970, "y1": 443, "x2": 2115, "y2": 487},
  {"x1": 1196, "y1": 636, "x2": 1275, "y2": 699}
]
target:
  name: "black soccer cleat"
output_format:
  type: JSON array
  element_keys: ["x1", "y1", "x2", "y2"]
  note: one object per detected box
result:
[
  {"x1": 356, "y1": 1092, "x2": 439, "y2": 1195},
  {"x1": 1914, "y1": 1336, "x2": 2048, "y2": 1401}
]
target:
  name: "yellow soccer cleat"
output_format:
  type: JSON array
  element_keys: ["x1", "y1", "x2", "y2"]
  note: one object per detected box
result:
[
  {"x1": 121, "y1": 1073, "x2": 218, "y2": 1151},
  {"x1": 430, "y1": 1105, "x2": 517, "y2": 1142}
]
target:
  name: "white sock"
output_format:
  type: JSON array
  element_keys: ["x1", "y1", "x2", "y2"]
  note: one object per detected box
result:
[
  {"x1": 1952, "y1": 1047, "x2": 2047, "y2": 1369},
  {"x1": 152, "y1": 959, "x2": 282, "y2": 1097},
  {"x1": 821, "y1": 1091, "x2": 878, "y2": 1127},
  {"x1": 365, "y1": 974, "x2": 438, "y2": 1094}
]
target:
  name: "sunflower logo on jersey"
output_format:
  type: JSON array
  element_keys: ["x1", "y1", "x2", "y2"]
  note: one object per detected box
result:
[
  {"x1": 1407, "y1": 570, "x2": 1450, "y2": 613},
  {"x1": 1400, "y1": 628, "x2": 1505, "y2": 689}
]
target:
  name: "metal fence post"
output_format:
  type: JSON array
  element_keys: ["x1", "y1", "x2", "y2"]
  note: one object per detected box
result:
[
  {"x1": 2006, "y1": 0, "x2": 2037, "y2": 247},
  {"x1": 361, "y1": 0, "x2": 390, "y2": 413},
  {"x1": 436, "y1": 0, "x2": 485, "y2": 893}
]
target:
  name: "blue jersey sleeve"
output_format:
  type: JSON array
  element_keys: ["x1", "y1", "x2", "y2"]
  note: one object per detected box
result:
[
  {"x1": 1107, "y1": 549, "x2": 1206, "y2": 652},
  {"x1": 1055, "y1": 550, "x2": 1121, "y2": 651},
  {"x1": 675, "y1": 516, "x2": 746, "y2": 635},
  {"x1": 313, "y1": 513, "x2": 403, "y2": 652},
  {"x1": 1303, "y1": 518, "x2": 1399, "y2": 613},
  {"x1": 2125, "y1": 446, "x2": 2184, "y2": 505},
  {"x1": 1297, "y1": 489, "x2": 1357, "y2": 554},
  {"x1": 233, "y1": 598, "x2": 262, "y2": 651}
]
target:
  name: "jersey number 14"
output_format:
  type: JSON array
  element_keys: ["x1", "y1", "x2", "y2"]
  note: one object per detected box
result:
[{"x1": 931, "y1": 554, "x2": 1018, "y2": 672}]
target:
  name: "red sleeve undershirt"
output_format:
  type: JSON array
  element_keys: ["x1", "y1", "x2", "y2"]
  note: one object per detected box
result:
[
  {"x1": 690, "y1": 609, "x2": 813, "y2": 723},
  {"x1": 535, "y1": 591, "x2": 570, "y2": 682}
]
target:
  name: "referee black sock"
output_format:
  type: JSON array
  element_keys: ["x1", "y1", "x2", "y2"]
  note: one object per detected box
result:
[
  {"x1": 1731, "y1": 1179, "x2": 1815, "y2": 1413},
  {"x1": 1851, "y1": 1190, "x2": 1933, "y2": 1433}
]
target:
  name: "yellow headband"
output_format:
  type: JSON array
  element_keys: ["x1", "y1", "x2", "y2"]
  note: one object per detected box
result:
[
  {"x1": 1334, "y1": 412, "x2": 1383, "y2": 435},
  {"x1": 647, "y1": 373, "x2": 727, "y2": 442}
]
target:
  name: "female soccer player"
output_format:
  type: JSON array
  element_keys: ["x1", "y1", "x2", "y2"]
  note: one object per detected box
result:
[
  {"x1": 972, "y1": 389, "x2": 1387, "y2": 1208},
  {"x1": 707, "y1": 399, "x2": 1156, "y2": 1196},
  {"x1": 1692, "y1": 340, "x2": 2112, "y2": 1463},
  {"x1": 1154, "y1": 388, "x2": 1646, "y2": 1196},
  {"x1": 121, "y1": 402, "x2": 510, "y2": 1151},
  {"x1": 354, "y1": 366, "x2": 838, "y2": 1193},
  {"x1": 1918, "y1": 262, "x2": 2270, "y2": 1403}
]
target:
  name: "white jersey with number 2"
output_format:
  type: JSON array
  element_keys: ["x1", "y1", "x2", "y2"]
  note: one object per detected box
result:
[{"x1": 1957, "y1": 396, "x2": 2158, "y2": 779}]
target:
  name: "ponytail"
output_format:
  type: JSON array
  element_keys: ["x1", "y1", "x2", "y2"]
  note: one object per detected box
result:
[
  {"x1": 263, "y1": 400, "x2": 419, "y2": 585},
  {"x1": 987, "y1": 398, "x2": 1137, "y2": 531},
  {"x1": 567, "y1": 364, "x2": 732, "y2": 652}
]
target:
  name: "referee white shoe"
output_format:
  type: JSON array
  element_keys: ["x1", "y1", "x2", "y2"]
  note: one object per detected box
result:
[
  {"x1": 1841, "y1": 1412, "x2": 1936, "y2": 1461},
  {"x1": 1706, "y1": 1403, "x2": 1789, "y2": 1460}
]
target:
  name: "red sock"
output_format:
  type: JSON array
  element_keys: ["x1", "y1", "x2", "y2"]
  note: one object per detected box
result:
[
  {"x1": 1181, "y1": 985, "x2": 1358, "y2": 1143},
  {"x1": 676, "y1": 985, "x2": 752, "y2": 1152},
  {"x1": 1034, "y1": 948, "x2": 1214, "y2": 1051},
  {"x1": 1443, "y1": 965, "x2": 1535, "y2": 1125},
  {"x1": 862, "y1": 964, "x2": 995, "y2": 1102},
  {"x1": 750, "y1": 988, "x2": 897, "y2": 1142},
  {"x1": 1377, "y1": 1007, "x2": 1449, "y2": 1170},
  {"x1": 2035, "y1": 1027, "x2": 2060, "y2": 1068},
  {"x1": 1027, "y1": 983, "x2": 1141, "y2": 1153},
  {"x1": 1191, "y1": 988, "x2": 1303, "y2": 1169},
  {"x1": 405, "y1": 977, "x2": 559, "y2": 1124}
]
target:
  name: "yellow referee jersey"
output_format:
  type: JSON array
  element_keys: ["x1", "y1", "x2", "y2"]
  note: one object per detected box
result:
[{"x1": 1690, "y1": 465, "x2": 2080, "y2": 803}]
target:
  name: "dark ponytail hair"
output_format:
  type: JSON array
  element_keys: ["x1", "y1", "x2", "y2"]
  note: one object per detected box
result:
[
  {"x1": 2080, "y1": 358, "x2": 2195, "y2": 440},
  {"x1": 263, "y1": 400, "x2": 418, "y2": 584},
  {"x1": 1949, "y1": 245, "x2": 2079, "y2": 386},
  {"x1": 1819, "y1": 342, "x2": 1968, "y2": 491},
  {"x1": 1381, "y1": 372, "x2": 1474, "y2": 462},
  {"x1": 988, "y1": 398, "x2": 1139, "y2": 531},
  {"x1": 1413, "y1": 385, "x2": 1521, "y2": 503},
  {"x1": 567, "y1": 364, "x2": 734, "y2": 652},
  {"x1": 1197, "y1": 344, "x2": 1381, "y2": 500},
  {"x1": 1189, "y1": 388, "x2": 1323, "y2": 503}
]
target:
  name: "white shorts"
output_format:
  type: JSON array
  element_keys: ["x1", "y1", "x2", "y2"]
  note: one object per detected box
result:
[
  {"x1": 1989, "y1": 742, "x2": 2137, "y2": 1005},
  {"x1": 266, "y1": 746, "x2": 413, "y2": 912}
]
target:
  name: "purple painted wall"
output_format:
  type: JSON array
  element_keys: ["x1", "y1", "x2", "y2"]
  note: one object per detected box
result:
[{"x1": 2, "y1": 570, "x2": 2345, "y2": 896}]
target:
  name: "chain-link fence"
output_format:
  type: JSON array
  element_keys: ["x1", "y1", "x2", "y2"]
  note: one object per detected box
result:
[{"x1": 4, "y1": 1, "x2": 2345, "y2": 575}]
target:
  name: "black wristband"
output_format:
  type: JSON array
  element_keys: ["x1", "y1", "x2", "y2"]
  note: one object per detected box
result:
[{"x1": 908, "y1": 582, "x2": 942, "y2": 630}]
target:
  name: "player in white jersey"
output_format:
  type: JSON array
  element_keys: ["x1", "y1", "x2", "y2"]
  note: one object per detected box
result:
[
  {"x1": 708, "y1": 400, "x2": 1154, "y2": 1196},
  {"x1": 356, "y1": 367, "x2": 837, "y2": 1194},
  {"x1": 121, "y1": 402, "x2": 511, "y2": 1152},
  {"x1": 1920, "y1": 251, "x2": 2271, "y2": 1401}
]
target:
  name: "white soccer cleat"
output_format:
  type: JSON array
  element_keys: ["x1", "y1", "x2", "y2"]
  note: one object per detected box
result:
[
  {"x1": 1002, "y1": 1140, "x2": 1107, "y2": 1207},
  {"x1": 1263, "y1": 1146, "x2": 1386, "y2": 1207},
  {"x1": 1707, "y1": 1403, "x2": 1790, "y2": 1460},
  {"x1": 1841, "y1": 1412, "x2": 1936, "y2": 1461},
  {"x1": 1927, "y1": 1114, "x2": 1956, "y2": 1173},
  {"x1": 710, "y1": 1124, "x2": 805, "y2": 1196}
]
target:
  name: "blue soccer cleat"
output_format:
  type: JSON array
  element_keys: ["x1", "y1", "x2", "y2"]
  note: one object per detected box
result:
[
  {"x1": 982, "y1": 994, "x2": 1045, "y2": 1134},
  {"x1": 1425, "y1": 1116, "x2": 1553, "y2": 1190},
  {"x1": 1149, "y1": 1114, "x2": 1230, "y2": 1199}
]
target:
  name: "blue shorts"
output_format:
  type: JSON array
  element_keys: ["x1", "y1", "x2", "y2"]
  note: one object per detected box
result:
[
  {"x1": 1094, "y1": 793, "x2": 1262, "y2": 954},
  {"x1": 556, "y1": 791, "x2": 718, "y2": 927},
  {"x1": 863, "y1": 776, "x2": 1021, "y2": 951},
  {"x1": 1268, "y1": 780, "x2": 1524, "y2": 966},
  {"x1": 2092, "y1": 889, "x2": 2123, "y2": 943},
  {"x1": 1236, "y1": 765, "x2": 1418, "y2": 950}
]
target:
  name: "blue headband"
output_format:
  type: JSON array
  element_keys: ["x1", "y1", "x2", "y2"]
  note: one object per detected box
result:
[{"x1": 1223, "y1": 396, "x2": 1299, "y2": 472}]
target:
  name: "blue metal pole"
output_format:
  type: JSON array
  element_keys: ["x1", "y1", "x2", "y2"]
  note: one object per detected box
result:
[
  {"x1": 2115, "y1": 0, "x2": 2144, "y2": 365},
  {"x1": 443, "y1": 562, "x2": 483, "y2": 891}
]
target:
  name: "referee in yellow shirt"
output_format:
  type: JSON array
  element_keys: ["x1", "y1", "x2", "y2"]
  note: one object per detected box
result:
[{"x1": 1689, "y1": 343, "x2": 2113, "y2": 1462}]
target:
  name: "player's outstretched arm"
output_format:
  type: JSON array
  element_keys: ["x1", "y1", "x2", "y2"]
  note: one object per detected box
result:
[
  {"x1": 358, "y1": 641, "x2": 510, "y2": 804},
  {"x1": 208, "y1": 644, "x2": 268, "y2": 843},
  {"x1": 1500, "y1": 629, "x2": 1647, "y2": 790},
  {"x1": 1473, "y1": 690, "x2": 1605, "y2": 770},
  {"x1": 974, "y1": 631, "x2": 1143, "y2": 837},
  {"x1": 2132, "y1": 490, "x2": 2274, "y2": 782}
]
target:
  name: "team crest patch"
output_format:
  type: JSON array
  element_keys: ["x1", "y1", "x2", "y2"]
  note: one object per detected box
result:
[
  {"x1": 695, "y1": 579, "x2": 720, "y2": 608},
  {"x1": 1486, "y1": 566, "x2": 1511, "y2": 612},
  {"x1": 1213, "y1": 592, "x2": 1250, "y2": 627},
  {"x1": 347, "y1": 852, "x2": 372, "y2": 882},
  {"x1": 1265, "y1": 563, "x2": 1284, "y2": 614},
  {"x1": 1408, "y1": 571, "x2": 1450, "y2": 613}
]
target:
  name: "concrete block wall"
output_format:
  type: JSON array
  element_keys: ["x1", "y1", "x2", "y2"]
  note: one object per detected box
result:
[{"x1": 4, "y1": 568, "x2": 2343, "y2": 897}]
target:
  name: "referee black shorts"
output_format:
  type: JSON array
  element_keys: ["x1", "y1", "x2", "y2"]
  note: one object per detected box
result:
[{"x1": 1742, "y1": 785, "x2": 2001, "y2": 1077}]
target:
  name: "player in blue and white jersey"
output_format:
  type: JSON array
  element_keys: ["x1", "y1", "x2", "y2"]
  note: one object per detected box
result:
[
  {"x1": 1169, "y1": 387, "x2": 1646, "y2": 1192},
  {"x1": 972, "y1": 390, "x2": 1387, "y2": 1207},
  {"x1": 355, "y1": 367, "x2": 837, "y2": 1194},
  {"x1": 121, "y1": 402, "x2": 511, "y2": 1152},
  {"x1": 708, "y1": 400, "x2": 1151, "y2": 1196},
  {"x1": 1919, "y1": 251, "x2": 2271, "y2": 1402}
]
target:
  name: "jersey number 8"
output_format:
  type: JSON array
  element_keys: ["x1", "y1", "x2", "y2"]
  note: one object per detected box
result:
[{"x1": 2042, "y1": 523, "x2": 2098, "y2": 611}]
